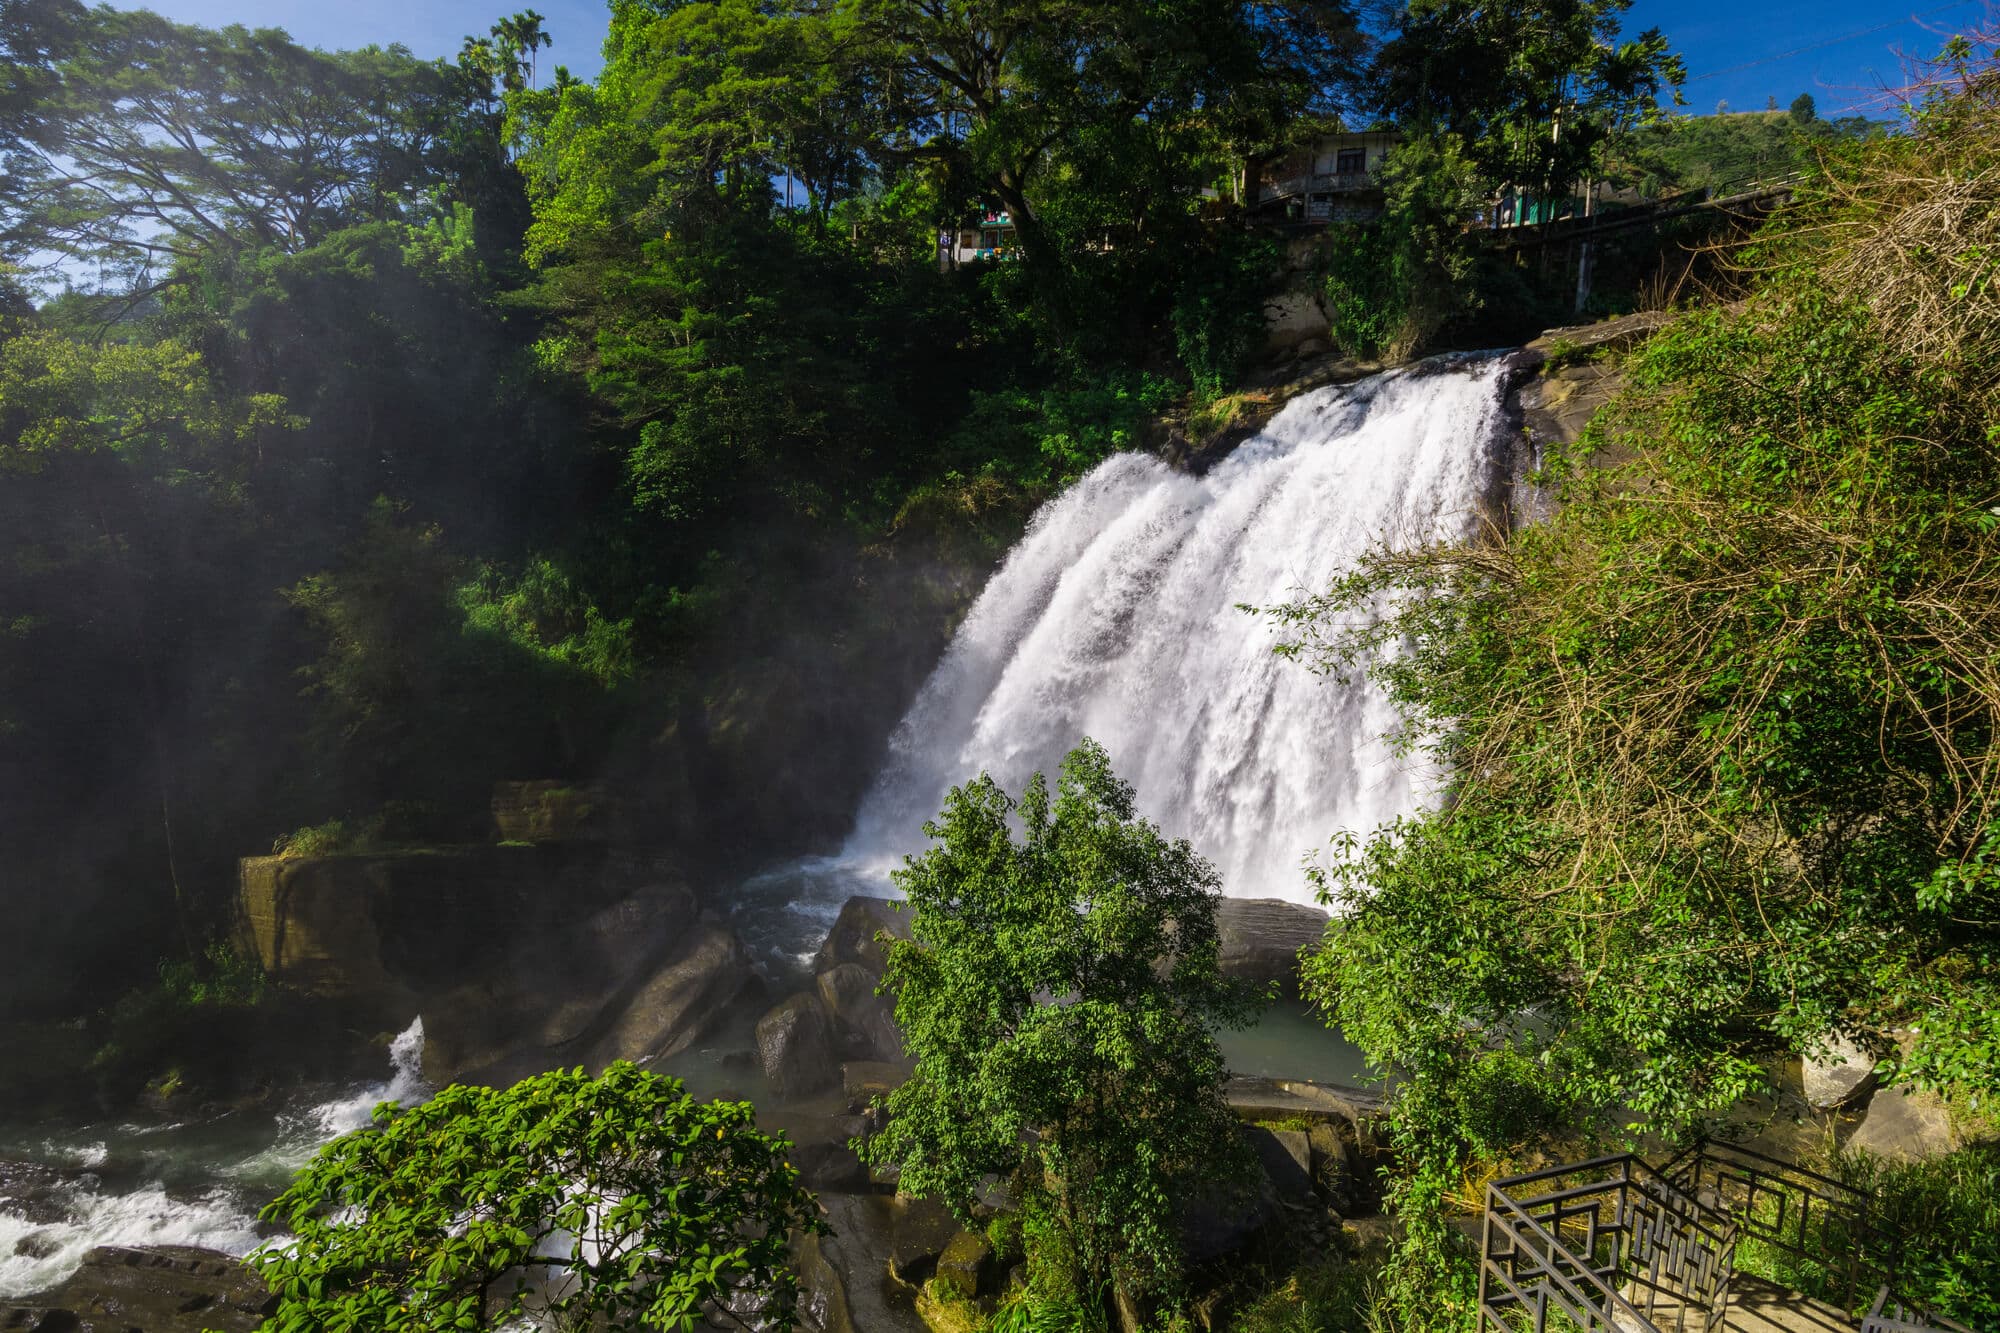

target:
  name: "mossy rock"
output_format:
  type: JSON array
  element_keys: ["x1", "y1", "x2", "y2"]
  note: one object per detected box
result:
[
  {"x1": 933, "y1": 1229, "x2": 997, "y2": 1301},
  {"x1": 915, "y1": 1278, "x2": 986, "y2": 1333}
]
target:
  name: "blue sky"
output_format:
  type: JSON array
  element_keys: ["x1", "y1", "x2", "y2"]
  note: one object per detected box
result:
[{"x1": 133, "y1": 0, "x2": 1992, "y2": 119}]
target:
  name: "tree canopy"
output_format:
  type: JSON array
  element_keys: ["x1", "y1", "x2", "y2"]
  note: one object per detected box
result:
[{"x1": 252, "y1": 1062, "x2": 824, "y2": 1333}]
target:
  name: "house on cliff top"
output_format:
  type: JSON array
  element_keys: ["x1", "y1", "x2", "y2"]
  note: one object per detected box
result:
[{"x1": 1250, "y1": 128, "x2": 1402, "y2": 226}]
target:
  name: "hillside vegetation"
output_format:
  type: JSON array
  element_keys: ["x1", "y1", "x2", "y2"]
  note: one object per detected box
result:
[{"x1": 1273, "y1": 55, "x2": 2000, "y2": 1329}]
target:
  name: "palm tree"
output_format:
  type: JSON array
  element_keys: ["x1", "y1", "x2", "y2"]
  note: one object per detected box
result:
[{"x1": 493, "y1": 10, "x2": 551, "y2": 92}]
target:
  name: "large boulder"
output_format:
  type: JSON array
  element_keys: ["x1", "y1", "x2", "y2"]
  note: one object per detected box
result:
[
  {"x1": 814, "y1": 898, "x2": 910, "y2": 978},
  {"x1": 1246, "y1": 1125, "x2": 1315, "y2": 1204},
  {"x1": 757, "y1": 993, "x2": 841, "y2": 1101},
  {"x1": 11, "y1": 1245, "x2": 275, "y2": 1333},
  {"x1": 421, "y1": 897, "x2": 750, "y2": 1084},
  {"x1": 887, "y1": 1195, "x2": 962, "y2": 1287},
  {"x1": 237, "y1": 844, "x2": 623, "y2": 1008},
  {"x1": 589, "y1": 918, "x2": 754, "y2": 1066},
  {"x1": 1214, "y1": 899, "x2": 1329, "y2": 997},
  {"x1": 1847, "y1": 1085, "x2": 1959, "y2": 1163},
  {"x1": 817, "y1": 964, "x2": 903, "y2": 1063},
  {"x1": 933, "y1": 1230, "x2": 999, "y2": 1302},
  {"x1": 1801, "y1": 1032, "x2": 1880, "y2": 1111}
]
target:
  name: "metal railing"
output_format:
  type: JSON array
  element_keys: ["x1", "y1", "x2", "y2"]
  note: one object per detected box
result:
[
  {"x1": 1658, "y1": 1140, "x2": 1886, "y2": 1309},
  {"x1": 1861, "y1": 1286, "x2": 1977, "y2": 1333},
  {"x1": 1483, "y1": 1142, "x2": 1978, "y2": 1333},
  {"x1": 1480, "y1": 1154, "x2": 1738, "y2": 1333}
]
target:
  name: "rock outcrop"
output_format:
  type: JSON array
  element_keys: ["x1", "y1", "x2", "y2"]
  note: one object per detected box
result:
[
  {"x1": 1214, "y1": 898, "x2": 1329, "y2": 996},
  {"x1": 419, "y1": 887, "x2": 755, "y2": 1085}
]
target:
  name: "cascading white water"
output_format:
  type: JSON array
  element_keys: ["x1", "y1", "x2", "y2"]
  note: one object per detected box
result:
[
  {"x1": 843, "y1": 354, "x2": 1516, "y2": 905},
  {"x1": 0, "y1": 1016, "x2": 428, "y2": 1299}
]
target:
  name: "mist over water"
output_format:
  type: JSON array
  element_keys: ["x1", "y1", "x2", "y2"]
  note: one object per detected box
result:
[{"x1": 737, "y1": 355, "x2": 1518, "y2": 962}]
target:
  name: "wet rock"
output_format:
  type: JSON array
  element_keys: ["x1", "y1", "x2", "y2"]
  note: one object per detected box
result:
[
  {"x1": 591, "y1": 918, "x2": 753, "y2": 1065},
  {"x1": 792, "y1": 1194, "x2": 926, "y2": 1333},
  {"x1": 814, "y1": 898, "x2": 910, "y2": 978},
  {"x1": 1224, "y1": 1076, "x2": 1387, "y2": 1126},
  {"x1": 21, "y1": 1244, "x2": 274, "y2": 1332},
  {"x1": 887, "y1": 1195, "x2": 961, "y2": 1287},
  {"x1": 423, "y1": 906, "x2": 751, "y2": 1083},
  {"x1": 817, "y1": 964, "x2": 904, "y2": 1063},
  {"x1": 757, "y1": 993, "x2": 840, "y2": 1101},
  {"x1": 933, "y1": 1230, "x2": 998, "y2": 1301},
  {"x1": 841, "y1": 1061, "x2": 910, "y2": 1108},
  {"x1": 11, "y1": 1231, "x2": 62, "y2": 1261},
  {"x1": 1214, "y1": 899, "x2": 1328, "y2": 997}
]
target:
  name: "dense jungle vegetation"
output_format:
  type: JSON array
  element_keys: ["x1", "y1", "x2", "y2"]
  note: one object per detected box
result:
[
  {"x1": 0, "y1": 0, "x2": 1704, "y2": 1015},
  {"x1": 8, "y1": 0, "x2": 1998, "y2": 1328},
  {"x1": 1276, "y1": 42, "x2": 2000, "y2": 1330}
]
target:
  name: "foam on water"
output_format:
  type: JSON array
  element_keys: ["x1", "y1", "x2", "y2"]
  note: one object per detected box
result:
[
  {"x1": 0, "y1": 1017, "x2": 429, "y2": 1299},
  {"x1": 857, "y1": 357, "x2": 1509, "y2": 896}
]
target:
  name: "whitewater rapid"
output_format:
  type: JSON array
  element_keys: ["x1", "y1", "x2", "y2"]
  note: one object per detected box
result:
[
  {"x1": 847, "y1": 354, "x2": 1515, "y2": 902},
  {"x1": 0, "y1": 1017, "x2": 427, "y2": 1299}
]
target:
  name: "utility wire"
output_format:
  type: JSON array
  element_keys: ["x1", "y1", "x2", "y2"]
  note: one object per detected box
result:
[{"x1": 1684, "y1": 0, "x2": 1983, "y2": 81}]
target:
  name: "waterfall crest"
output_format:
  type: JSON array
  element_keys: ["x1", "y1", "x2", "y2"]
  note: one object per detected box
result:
[{"x1": 843, "y1": 354, "x2": 1517, "y2": 907}]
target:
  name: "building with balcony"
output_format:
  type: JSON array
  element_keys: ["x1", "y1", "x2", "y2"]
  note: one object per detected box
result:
[
  {"x1": 1251, "y1": 129, "x2": 1402, "y2": 226},
  {"x1": 938, "y1": 210, "x2": 1020, "y2": 269}
]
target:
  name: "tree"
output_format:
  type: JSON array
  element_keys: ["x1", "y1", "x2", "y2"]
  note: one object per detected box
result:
[
  {"x1": 0, "y1": 6, "x2": 492, "y2": 282},
  {"x1": 252, "y1": 1062, "x2": 825, "y2": 1333},
  {"x1": 1372, "y1": 0, "x2": 1684, "y2": 201},
  {"x1": 861, "y1": 739, "x2": 1260, "y2": 1317},
  {"x1": 1790, "y1": 92, "x2": 1816, "y2": 124},
  {"x1": 842, "y1": 0, "x2": 1365, "y2": 330}
]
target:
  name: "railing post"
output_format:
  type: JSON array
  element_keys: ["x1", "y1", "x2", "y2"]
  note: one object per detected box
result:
[{"x1": 1478, "y1": 1185, "x2": 1493, "y2": 1329}]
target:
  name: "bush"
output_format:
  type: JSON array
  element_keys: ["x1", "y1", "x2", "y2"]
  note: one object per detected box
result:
[{"x1": 1172, "y1": 232, "x2": 1280, "y2": 401}]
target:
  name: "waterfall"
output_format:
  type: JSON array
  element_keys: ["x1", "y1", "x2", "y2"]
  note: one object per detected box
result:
[{"x1": 843, "y1": 354, "x2": 1518, "y2": 907}]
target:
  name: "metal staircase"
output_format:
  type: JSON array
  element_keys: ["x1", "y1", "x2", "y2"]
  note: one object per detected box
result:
[{"x1": 1477, "y1": 1143, "x2": 1973, "y2": 1333}]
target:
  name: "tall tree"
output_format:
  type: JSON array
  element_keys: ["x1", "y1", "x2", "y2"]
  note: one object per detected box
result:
[
  {"x1": 1372, "y1": 0, "x2": 1683, "y2": 199},
  {"x1": 0, "y1": 7, "x2": 490, "y2": 282},
  {"x1": 863, "y1": 740, "x2": 1260, "y2": 1320}
]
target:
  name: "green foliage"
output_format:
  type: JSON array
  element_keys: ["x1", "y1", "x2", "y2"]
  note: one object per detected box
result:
[
  {"x1": 0, "y1": 5, "x2": 496, "y2": 275},
  {"x1": 1265, "y1": 76, "x2": 2000, "y2": 1331},
  {"x1": 1229, "y1": 1256, "x2": 1383, "y2": 1333},
  {"x1": 1173, "y1": 232, "x2": 1280, "y2": 402},
  {"x1": 1634, "y1": 107, "x2": 1882, "y2": 198},
  {"x1": 157, "y1": 941, "x2": 266, "y2": 1009},
  {"x1": 1723, "y1": 1143, "x2": 2000, "y2": 1326},
  {"x1": 1319, "y1": 133, "x2": 1485, "y2": 360},
  {"x1": 252, "y1": 1062, "x2": 824, "y2": 1333},
  {"x1": 861, "y1": 740, "x2": 1260, "y2": 1314},
  {"x1": 457, "y1": 558, "x2": 635, "y2": 687},
  {"x1": 271, "y1": 819, "x2": 361, "y2": 858},
  {"x1": 1373, "y1": 0, "x2": 1684, "y2": 202}
]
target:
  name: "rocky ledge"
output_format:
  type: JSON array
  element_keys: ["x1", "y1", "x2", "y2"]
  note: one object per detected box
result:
[{"x1": 2, "y1": 1245, "x2": 273, "y2": 1333}]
